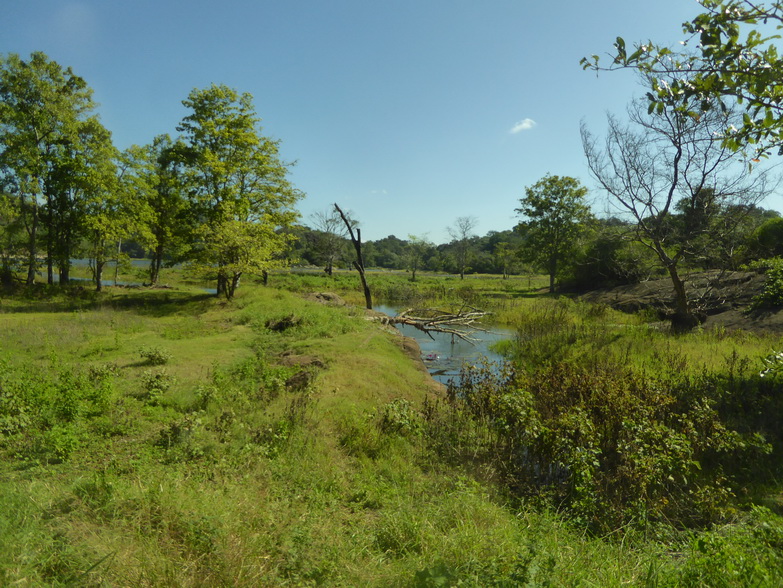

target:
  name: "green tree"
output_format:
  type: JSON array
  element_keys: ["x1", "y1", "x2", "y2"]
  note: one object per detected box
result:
[
  {"x1": 493, "y1": 242, "x2": 516, "y2": 279},
  {"x1": 405, "y1": 234, "x2": 433, "y2": 282},
  {"x1": 0, "y1": 189, "x2": 22, "y2": 285},
  {"x1": 0, "y1": 52, "x2": 103, "y2": 285},
  {"x1": 747, "y1": 215, "x2": 783, "y2": 259},
  {"x1": 447, "y1": 216, "x2": 477, "y2": 280},
  {"x1": 582, "y1": 1, "x2": 783, "y2": 157},
  {"x1": 176, "y1": 84, "x2": 302, "y2": 299},
  {"x1": 516, "y1": 175, "x2": 592, "y2": 293},
  {"x1": 80, "y1": 121, "x2": 126, "y2": 292},
  {"x1": 120, "y1": 135, "x2": 191, "y2": 285}
]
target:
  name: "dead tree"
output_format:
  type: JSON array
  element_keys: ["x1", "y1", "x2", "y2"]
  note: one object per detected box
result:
[
  {"x1": 334, "y1": 203, "x2": 372, "y2": 309},
  {"x1": 389, "y1": 306, "x2": 492, "y2": 344}
]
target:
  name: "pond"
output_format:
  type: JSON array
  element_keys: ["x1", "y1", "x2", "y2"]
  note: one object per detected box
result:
[{"x1": 375, "y1": 304, "x2": 515, "y2": 385}]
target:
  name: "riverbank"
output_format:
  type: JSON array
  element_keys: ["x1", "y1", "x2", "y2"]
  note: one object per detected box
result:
[{"x1": 2, "y1": 280, "x2": 782, "y2": 585}]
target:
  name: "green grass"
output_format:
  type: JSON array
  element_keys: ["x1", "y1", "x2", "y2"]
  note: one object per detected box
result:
[{"x1": 1, "y1": 275, "x2": 782, "y2": 585}]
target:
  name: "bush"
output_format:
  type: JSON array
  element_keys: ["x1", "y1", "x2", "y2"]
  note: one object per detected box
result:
[
  {"x1": 748, "y1": 258, "x2": 783, "y2": 310},
  {"x1": 138, "y1": 346, "x2": 172, "y2": 366},
  {"x1": 0, "y1": 363, "x2": 115, "y2": 463},
  {"x1": 140, "y1": 369, "x2": 175, "y2": 404},
  {"x1": 427, "y1": 358, "x2": 773, "y2": 533}
]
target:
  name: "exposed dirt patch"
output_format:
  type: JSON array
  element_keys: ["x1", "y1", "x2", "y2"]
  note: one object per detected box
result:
[
  {"x1": 581, "y1": 270, "x2": 783, "y2": 335},
  {"x1": 278, "y1": 352, "x2": 327, "y2": 391},
  {"x1": 266, "y1": 314, "x2": 302, "y2": 332},
  {"x1": 305, "y1": 292, "x2": 347, "y2": 306},
  {"x1": 278, "y1": 352, "x2": 327, "y2": 370}
]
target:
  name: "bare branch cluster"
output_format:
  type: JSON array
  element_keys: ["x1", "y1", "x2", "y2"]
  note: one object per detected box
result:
[{"x1": 390, "y1": 306, "x2": 492, "y2": 344}]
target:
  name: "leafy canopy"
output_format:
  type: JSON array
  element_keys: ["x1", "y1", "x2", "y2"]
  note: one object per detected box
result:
[
  {"x1": 582, "y1": 1, "x2": 783, "y2": 156},
  {"x1": 516, "y1": 175, "x2": 592, "y2": 291}
]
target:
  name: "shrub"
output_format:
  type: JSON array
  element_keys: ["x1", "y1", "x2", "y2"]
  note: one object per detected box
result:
[
  {"x1": 428, "y1": 358, "x2": 773, "y2": 533},
  {"x1": 140, "y1": 369, "x2": 175, "y2": 404},
  {"x1": 748, "y1": 257, "x2": 783, "y2": 310},
  {"x1": 139, "y1": 346, "x2": 172, "y2": 366}
]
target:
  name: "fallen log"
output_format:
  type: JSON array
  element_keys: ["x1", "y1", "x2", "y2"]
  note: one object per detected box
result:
[{"x1": 388, "y1": 305, "x2": 492, "y2": 344}]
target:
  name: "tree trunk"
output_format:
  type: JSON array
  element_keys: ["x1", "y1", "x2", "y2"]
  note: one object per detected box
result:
[
  {"x1": 334, "y1": 203, "x2": 372, "y2": 309},
  {"x1": 59, "y1": 262, "x2": 70, "y2": 285},
  {"x1": 355, "y1": 260, "x2": 372, "y2": 309},
  {"x1": 46, "y1": 193, "x2": 54, "y2": 285},
  {"x1": 226, "y1": 272, "x2": 241, "y2": 300},
  {"x1": 666, "y1": 264, "x2": 699, "y2": 331},
  {"x1": 150, "y1": 244, "x2": 164, "y2": 285},
  {"x1": 47, "y1": 253, "x2": 54, "y2": 285},
  {"x1": 26, "y1": 208, "x2": 38, "y2": 286},
  {"x1": 95, "y1": 261, "x2": 104, "y2": 292},
  {"x1": 216, "y1": 273, "x2": 227, "y2": 297},
  {"x1": 548, "y1": 255, "x2": 557, "y2": 293}
]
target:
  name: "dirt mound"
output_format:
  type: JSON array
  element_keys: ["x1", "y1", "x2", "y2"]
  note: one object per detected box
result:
[
  {"x1": 305, "y1": 292, "x2": 347, "y2": 306},
  {"x1": 581, "y1": 270, "x2": 783, "y2": 335}
]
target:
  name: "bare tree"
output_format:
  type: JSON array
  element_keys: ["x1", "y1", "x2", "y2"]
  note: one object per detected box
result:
[
  {"x1": 447, "y1": 216, "x2": 477, "y2": 280},
  {"x1": 334, "y1": 203, "x2": 372, "y2": 309},
  {"x1": 582, "y1": 86, "x2": 776, "y2": 329}
]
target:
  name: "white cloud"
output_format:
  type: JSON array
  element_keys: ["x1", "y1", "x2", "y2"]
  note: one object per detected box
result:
[
  {"x1": 370, "y1": 189, "x2": 389, "y2": 196},
  {"x1": 510, "y1": 118, "x2": 537, "y2": 134}
]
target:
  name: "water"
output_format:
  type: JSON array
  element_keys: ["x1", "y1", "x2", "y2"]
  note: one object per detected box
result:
[{"x1": 375, "y1": 304, "x2": 514, "y2": 384}]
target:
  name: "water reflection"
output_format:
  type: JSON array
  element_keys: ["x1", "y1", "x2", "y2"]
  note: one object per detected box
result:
[{"x1": 375, "y1": 304, "x2": 513, "y2": 384}]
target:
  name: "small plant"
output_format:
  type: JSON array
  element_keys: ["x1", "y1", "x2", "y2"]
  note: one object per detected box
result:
[
  {"x1": 748, "y1": 257, "x2": 783, "y2": 310},
  {"x1": 139, "y1": 345, "x2": 172, "y2": 366},
  {"x1": 140, "y1": 369, "x2": 174, "y2": 404},
  {"x1": 43, "y1": 424, "x2": 80, "y2": 462},
  {"x1": 377, "y1": 399, "x2": 423, "y2": 437},
  {"x1": 760, "y1": 350, "x2": 783, "y2": 379}
]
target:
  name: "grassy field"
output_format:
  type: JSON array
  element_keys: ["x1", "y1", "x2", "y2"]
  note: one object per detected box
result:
[{"x1": 1, "y1": 271, "x2": 783, "y2": 585}]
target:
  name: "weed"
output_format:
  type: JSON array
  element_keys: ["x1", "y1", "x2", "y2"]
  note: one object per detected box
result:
[
  {"x1": 433, "y1": 356, "x2": 774, "y2": 533},
  {"x1": 140, "y1": 369, "x2": 175, "y2": 404},
  {"x1": 139, "y1": 345, "x2": 172, "y2": 366}
]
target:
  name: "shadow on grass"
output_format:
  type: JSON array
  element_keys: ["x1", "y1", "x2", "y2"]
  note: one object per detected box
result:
[{"x1": 0, "y1": 284, "x2": 217, "y2": 317}]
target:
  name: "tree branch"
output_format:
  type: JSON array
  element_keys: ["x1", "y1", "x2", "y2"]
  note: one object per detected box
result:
[{"x1": 389, "y1": 306, "x2": 492, "y2": 344}]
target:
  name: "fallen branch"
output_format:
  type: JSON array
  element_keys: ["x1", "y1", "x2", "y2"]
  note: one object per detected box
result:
[{"x1": 389, "y1": 305, "x2": 492, "y2": 344}]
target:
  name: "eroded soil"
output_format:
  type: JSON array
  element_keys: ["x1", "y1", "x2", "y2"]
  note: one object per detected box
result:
[{"x1": 580, "y1": 270, "x2": 783, "y2": 335}]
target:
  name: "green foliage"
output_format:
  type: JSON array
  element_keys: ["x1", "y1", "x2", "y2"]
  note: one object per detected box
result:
[
  {"x1": 516, "y1": 175, "x2": 593, "y2": 292},
  {"x1": 414, "y1": 543, "x2": 557, "y2": 587},
  {"x1": 377, "y1": 399, "x2": 424, "y2": 437},
  {"x1": 3, "y1": 280, "x2": 783, "y2": 585},
  {"x1": 140, "y1": 369, "x2": 175, "y2": 404},
  {"x1": 670, "y1": 507, "x2": 783, "y2": 587},
  {"x1": 0, "y1": 51, "x2": 116, "y2": 287},
  {"x1": 429, "y1": 354, "x2": 774, "y2": 533},
  {"x1": 587, "y1": 1, "x2": 783, "y2": 157},
  {"x1": 138, "y1": 345, "x2": 172, "y2": 366},
  {"x1": 176, "y1": 83, "x2": 303, "y2": 299},
  {"x1": 0, "y1": 360, "x2": 115, "y2": 463},
  {"x1": 749, "y1": 257, "x2": 783, "y2": 309},
  {"x1": 747, "y1": 217, "x2": 783, "y2": 261},
  {"x1": 569, "y1": 228, "x2": 660, "y2": 288}
]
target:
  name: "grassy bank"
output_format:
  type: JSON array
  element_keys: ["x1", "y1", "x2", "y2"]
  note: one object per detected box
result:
[{"x1": 1, "y1": 276, "x2": 783, "y2": 585}]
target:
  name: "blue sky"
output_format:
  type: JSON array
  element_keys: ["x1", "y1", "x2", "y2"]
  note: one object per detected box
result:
[{"x1": 5, "y1": 0, "x2": 765, "y2": 243}]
